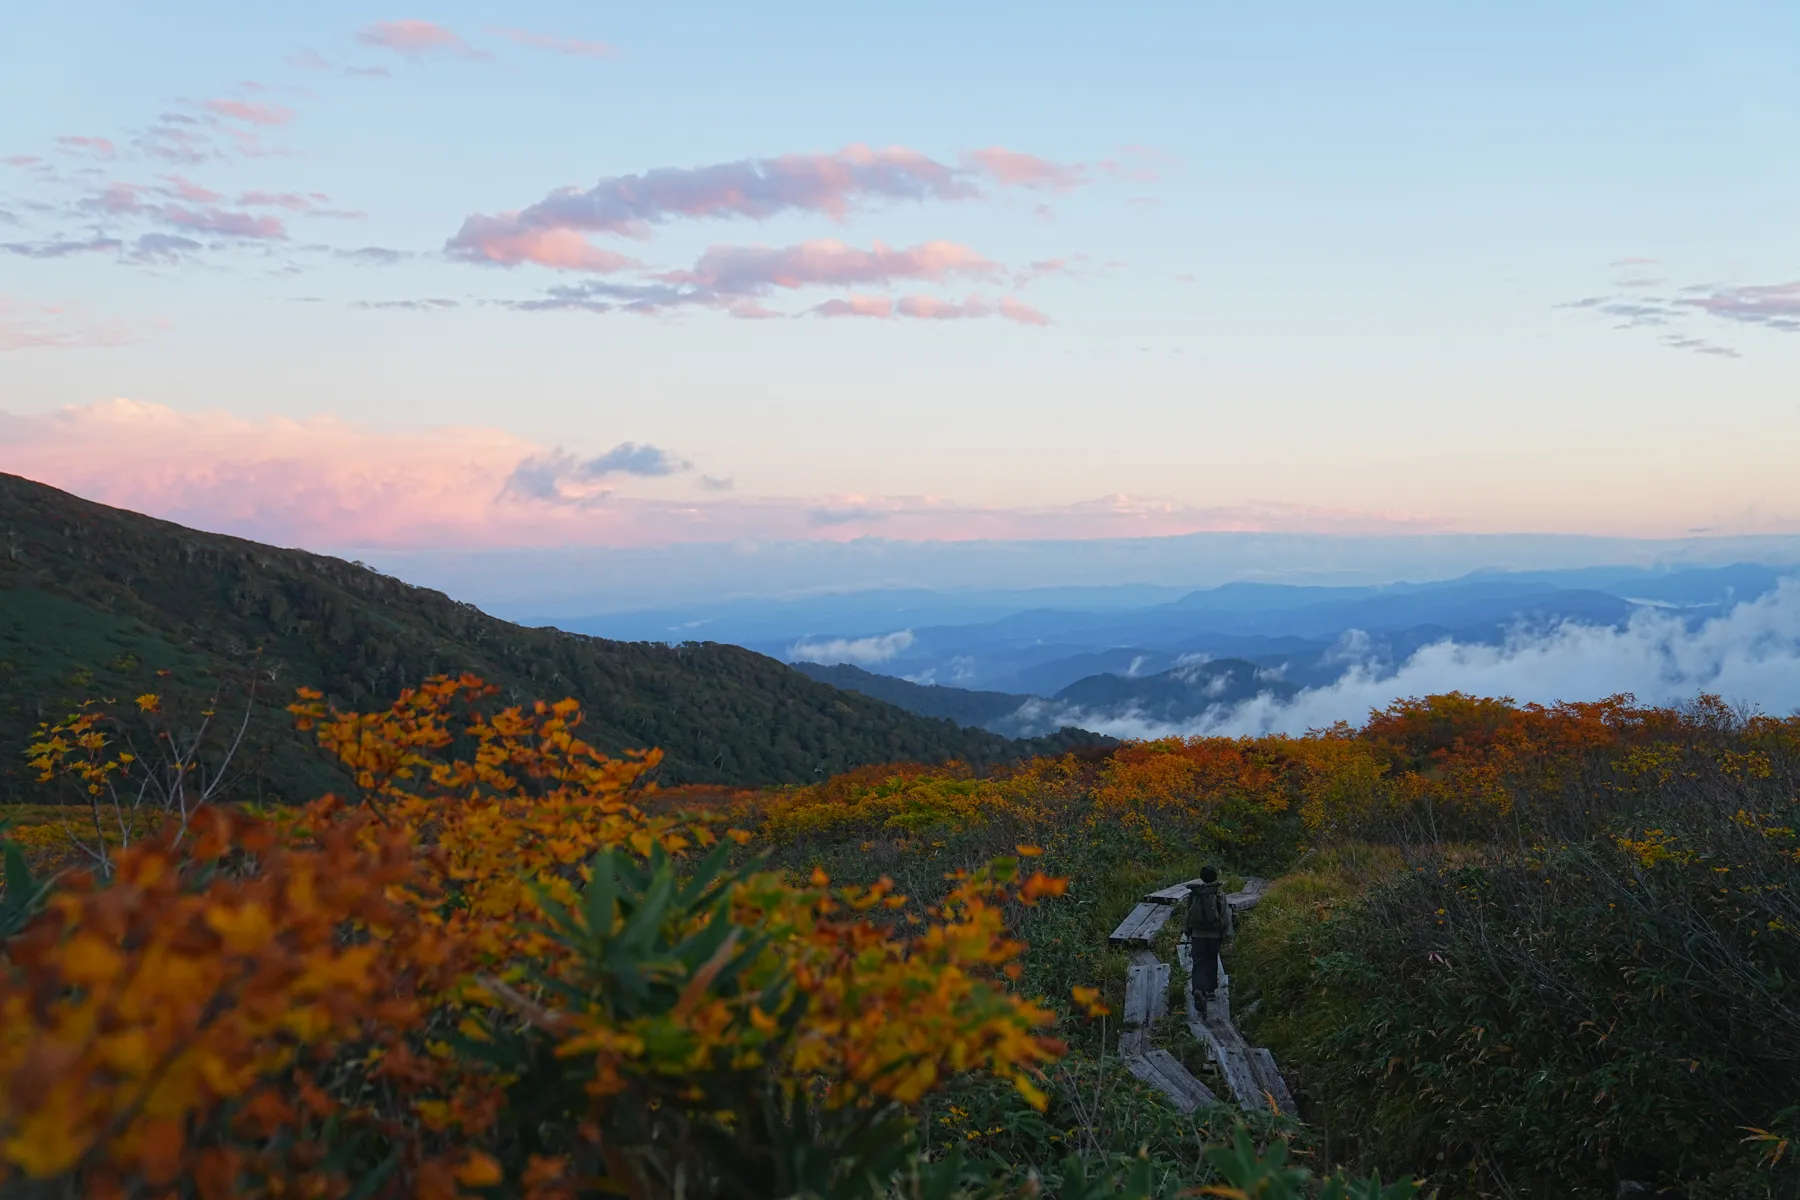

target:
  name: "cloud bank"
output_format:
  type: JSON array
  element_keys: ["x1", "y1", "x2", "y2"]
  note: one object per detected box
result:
[
  {"x1": 1028, "y1": 583, "x2": 1800, "y2": 739},
  {"x1": 0, "y1": 401, "x2": 1441, "y2": 550},
  {"x1": 788, "y1": 630, "x2": 916, "y2": 665}
]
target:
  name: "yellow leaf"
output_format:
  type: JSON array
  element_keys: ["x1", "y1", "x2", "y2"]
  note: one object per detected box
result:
[{"x1": 455, "y1": 1151, "x2": 504, "y2": 1186}]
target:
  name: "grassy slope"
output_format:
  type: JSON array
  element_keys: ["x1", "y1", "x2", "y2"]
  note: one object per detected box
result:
[{"x1": 0, "y1": 474, "x2": 1102, "y2": 799}]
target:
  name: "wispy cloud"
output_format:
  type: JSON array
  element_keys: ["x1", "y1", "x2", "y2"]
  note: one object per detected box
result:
[
  {"x1": 128, "y1": 232, "x2": 204, "y2": 264},
  {"x1": 811, "y1": 295, "x2": 892, "y2": 319},
  {"x1": 201, "y1": 98, "x2": 296, "y2": 127},
  {"x1": 676, "y1": 239, "x2": 999, "y2": 292},
  {"x1": 1680, "y1": 280, "x2": 1800, "y2": 334},
  {"x1": 503, "y1": 443, "x2": 694, "y2": 503},
  {"x1": 497, "y1": 240, "x2": 1035, "y2": 322},
  {"x1": 1565, "y1": 267, "x2": 1800, "y2": 355},
  {"x1": 445, "y1": 144, "x2": 1082, "y2": 267},
  {"x1": 356, "y1": 19, "x2": 491, "y2": 61},
  {"x1": 56, "y1": 136, "x2": 117, "y2": 159},
  {"x1": 808, "y1": 292, "x2": 1051, "y2": 325},
  {"x1": 352, "y1": 297, "x2": 459, "y2": 311},
  {"x1": 0, "y1": 299, "x2": 136, "y2": 351},
  {"x1": 1, "y1": 236, "x2": 124, "y2": 259},
  {"x1": 81, "y1": 182, "x2": 290, "y2": 240},
  {"x1": 340, "y1": 245, "x2": 408, "y2": 265},
  {"x1": 960, "y1": 147, "x2": 1086, "y2": 189},
  {"x1": 487, "y1": 26, "x2": 617, "y2": 59}
]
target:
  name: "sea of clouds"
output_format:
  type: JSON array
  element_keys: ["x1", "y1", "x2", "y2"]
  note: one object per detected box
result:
[{"x1": 1012, "y1": 578, "x2": 1800, "y2": 739}]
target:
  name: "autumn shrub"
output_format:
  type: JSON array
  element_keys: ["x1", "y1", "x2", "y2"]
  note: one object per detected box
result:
[{"x1": 0, "y1": 676, "x2": 1076, "y2": 1198}]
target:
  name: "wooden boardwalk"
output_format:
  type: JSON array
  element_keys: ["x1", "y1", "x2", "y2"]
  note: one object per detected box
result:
[{"x1": 1106, "y1": 877, "x2": 1295, "y2": 1115}]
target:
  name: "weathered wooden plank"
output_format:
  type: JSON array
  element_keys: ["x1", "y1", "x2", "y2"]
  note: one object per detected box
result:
[
  {"x1": 1178, "y1": 937, "x2": 1268, "y2": 1111},
  {"x1": 1107, "y1": 903, "x2": 1155, "y2": 943},
  {"x1": 1249, "y1": 1047, "x2": 1296, "y2": 1115},
  {"x1": 1228, "y1": 876, "x2": 1270, "y2": 910},
  {"x1": 1146, "y1": 878, "x2": 1204, "y2": 904},
  {"x1": 1150, "y1": 876, "x2": 1268, "y2": 908},
  {"x1": 1123, "y1": 1051, "x2": 1175, "y2": 1100},
  {"x1": 1108, "y1": 901, "x2": 1175, "y2": 945},
  {"x1": 1123, "y1": 958, "x2": 1169, "y2": 1028},
  {"x1": 1137, "y1": 1048, "x2": 1219, "y2": 1112}
]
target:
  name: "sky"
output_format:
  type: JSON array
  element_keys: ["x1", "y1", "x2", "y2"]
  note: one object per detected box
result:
[{"x1": 4, "y1": 1, "x2": 1800, "y2": 583}]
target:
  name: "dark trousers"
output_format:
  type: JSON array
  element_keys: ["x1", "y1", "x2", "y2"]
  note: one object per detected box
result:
[{"x1": 1191, "y1": 936, "x2": 1223, "y2": 997}]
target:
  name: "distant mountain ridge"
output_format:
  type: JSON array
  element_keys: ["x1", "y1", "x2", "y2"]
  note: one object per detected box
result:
[
  {"x1": 793, "y1": 656, "x2": 1296, "y2": 737},
  {"x1": 0, "y1": 473, "x2": 1108, "y2": 799},
  {"x1": 758, "y1": 565, "x2": 1793, "y2": 734}
]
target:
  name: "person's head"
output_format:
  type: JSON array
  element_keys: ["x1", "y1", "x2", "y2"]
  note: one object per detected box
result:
[{"x1": 1199, "y1": 865, "x2": 1218, "y2": 883}]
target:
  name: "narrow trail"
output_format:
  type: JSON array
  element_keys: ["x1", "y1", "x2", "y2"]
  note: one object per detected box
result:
[{"x1": 1106, "y1": 878, "x2": 1296, "y2": 1115}]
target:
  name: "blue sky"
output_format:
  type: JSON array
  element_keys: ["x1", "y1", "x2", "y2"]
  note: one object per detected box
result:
[{"x1": 4, "y1": 1, "x2": 1799, "y2": 562}]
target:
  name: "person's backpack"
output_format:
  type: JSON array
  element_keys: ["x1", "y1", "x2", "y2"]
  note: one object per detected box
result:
[{"x1": 1189, "y1": 886, "x2": 1229, "y2": 935}]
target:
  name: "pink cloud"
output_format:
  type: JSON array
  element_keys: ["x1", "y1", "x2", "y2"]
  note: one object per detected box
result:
[
  {"x1": 161, "y1": 174, "x2": 224, "y2": 202},
  {"x1": 3, "y1": 155, "x2": 43, "y2": 167},
  {"x1": 203, "y1": 99, "x2": 296, "y2": 127},
  {"x1": 288, "y1": 50, "x2": 331, "y2": 71},
  {"x1": 356, "y1": 19, "x2": 491, "y2": 61},
  {"x1": 232, "y1": 190, "x2": 361, "y2": 218},
  {"x1": 961, "y1": 147, "x2": 1086, "y2": 189},
  {"x1": 488, "y1": 26, "x2": 618, "y2": 58},
  {"x1": 0, "y1": 400, "x2": 1446, "y2": 550},
  {"x1": 677, "y1": 239, "x2": 999, "y2": 292},
  {"x1": 449, "y1": 218, "x2": 642, "y2": 271},
  {"x1": 86, "y1": 181, "x2": 149, "y2": 214},
  {"x1": 895, "y1": 295, "x2": 986, "y2": 320},
  {"x1": 160, "y1": 205, "x2": 287, "y2": 239},
  {"x1": 999, "y1": 296, "x2": 1051, "y2": 326},
  {"x1": 57, "y1": 136, "x2": 117, "y2": 158},
  {"x1": 445, "y1": 143, "x2": 1082, "y2": 266},
  {"x1": 812, "y1": 295, "x2": 893, "y2": 319},
  {"x1": 72, "y1": 180, "x2": 291, "y2": 241}
]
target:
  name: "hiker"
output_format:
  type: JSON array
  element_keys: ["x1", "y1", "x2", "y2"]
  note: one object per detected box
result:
[{"x1": 1185, "y1": 866, "x2": 1233, "y2": 1004}]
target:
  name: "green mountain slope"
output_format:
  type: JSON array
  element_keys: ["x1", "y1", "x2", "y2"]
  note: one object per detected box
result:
[
  {"x1": 789, "y1": 661, "x2": 1037, "y2": 730},
  {"x1": 0, "y1": 474, "x2": 1106, "y2": 798}
]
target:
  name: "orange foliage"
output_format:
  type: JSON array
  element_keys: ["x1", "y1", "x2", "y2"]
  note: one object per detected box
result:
[{"x1": 2, "y1": 677, "x2": 1067, "y2": 1197}]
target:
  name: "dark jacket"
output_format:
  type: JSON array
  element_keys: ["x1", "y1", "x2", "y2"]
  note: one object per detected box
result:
[{"x1": 1185, "y1": 880, "x2": 1234, "y2": 941}]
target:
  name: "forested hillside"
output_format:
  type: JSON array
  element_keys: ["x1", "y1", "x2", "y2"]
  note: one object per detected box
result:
[
  {"x1": 0, "y1": 473, "x2": 1102, "y2": 796},
  {"x1": 790, "y1": 660, "x2": 1034, "y2": 728}
]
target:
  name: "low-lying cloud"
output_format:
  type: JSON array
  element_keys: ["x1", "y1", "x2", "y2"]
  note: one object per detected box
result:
[
  {"x1": 787, "y1": 630, "x2": 916, "y2": 666},
  {"x1": 1024, "y1": 583, "x2": 1800, "y2": 739}
]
